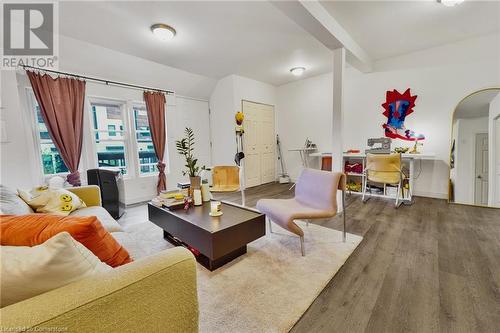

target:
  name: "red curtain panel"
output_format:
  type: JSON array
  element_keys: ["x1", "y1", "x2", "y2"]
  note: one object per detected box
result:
[
  {"x1": 27, "y1": 71, "x2": 86, "y2": 186},
  {"x1": 143, "y1": 91, "x2": 167, "y2": 194}
]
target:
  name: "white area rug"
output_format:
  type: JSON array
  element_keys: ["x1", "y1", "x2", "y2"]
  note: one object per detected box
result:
[{"x1": 125, "y1": 220, "x2": 362, "y2": 333}]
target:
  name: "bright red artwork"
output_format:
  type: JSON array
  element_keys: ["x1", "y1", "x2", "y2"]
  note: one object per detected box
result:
[{"x1": 382, "y1": 88, "x2": 425, "y2": 141}]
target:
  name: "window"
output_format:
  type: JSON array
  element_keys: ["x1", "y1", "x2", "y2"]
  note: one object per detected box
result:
[
  {"x1": 30, "y1": 92, "x2": 69, "y2": 176},
  {"x1": 90, "y1": 102, "x2": 128, "y2": 175},
  {"x1": 108, "y1": 125, "x2": 116, "y2": 136},
  {"x1": 133, "y1": 105, "x2": 158, "y2": 175}
]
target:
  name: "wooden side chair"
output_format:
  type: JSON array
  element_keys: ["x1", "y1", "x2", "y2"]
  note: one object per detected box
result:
[
  {"x1": 362, "y1": 153, "x2": 405, "y2": 207},
  {"x1": 210, "y1": 166, "x2": 240, "y2": 192}
]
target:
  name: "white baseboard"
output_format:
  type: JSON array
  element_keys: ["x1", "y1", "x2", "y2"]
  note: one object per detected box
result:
[
  {"x1": 125, "y1": 195, "x2": 155, "y2": 205},
  {"x1": 413, "y1": 190, "x2": 448, "y2": 200}
]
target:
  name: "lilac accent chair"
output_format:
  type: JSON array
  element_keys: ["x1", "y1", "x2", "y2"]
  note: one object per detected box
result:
[{"x1": 256, "y1": 168, "x2": 347, "y2": 256}]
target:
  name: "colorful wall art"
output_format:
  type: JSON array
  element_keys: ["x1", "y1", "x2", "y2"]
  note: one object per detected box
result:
[{"x1": 382, "y1": 88, "x2": 425, "y2": 141}]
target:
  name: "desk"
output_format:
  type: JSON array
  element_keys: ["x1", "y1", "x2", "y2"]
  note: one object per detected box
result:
[
  {"x1": 310, "y1": 152, "x2": 436, "y2": 203},
  {"x1": 288, "y1": 148, "x2": 317, "y2": 189},
  {"x1": 289, "y1": 148, "x2": 318, "y2": 168}
]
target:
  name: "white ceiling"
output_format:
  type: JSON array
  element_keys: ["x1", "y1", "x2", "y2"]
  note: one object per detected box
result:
[
  {"x1": 320, "y1": 0, "x2": 500, "y2": 60},
  {"x1": 59, "y1": 1, "x2": 500, "y2": 86},
  {"x1": 59, "y1": 1, "x2": 333, "y2": 86},
  {"x1": 455, "y1": 89, "x2": 500, "y2": 119}
]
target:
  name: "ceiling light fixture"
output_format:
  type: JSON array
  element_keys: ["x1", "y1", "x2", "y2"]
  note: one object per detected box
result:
[
  {"x1": 290, "y1": 67, "x2": 306, "y2": 76},
  {"x1": 151, "y1": 23, "x2": 176, "y2": 41},
  {"x1": 438, "y1": 0, "x2": 465, "y2": 7}
]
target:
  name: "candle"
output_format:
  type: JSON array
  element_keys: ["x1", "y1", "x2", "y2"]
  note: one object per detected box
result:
[
  {"x1": 193, "y1": 189, "x2": 202, "y2": 206},
  {"x1": 201, "y1": 183, "x2": 211, "y2": 202}
]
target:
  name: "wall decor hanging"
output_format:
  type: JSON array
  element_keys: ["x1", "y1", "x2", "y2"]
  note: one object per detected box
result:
[{"x1": 382, "y1": 88, "x2": 425, "y2": 141}]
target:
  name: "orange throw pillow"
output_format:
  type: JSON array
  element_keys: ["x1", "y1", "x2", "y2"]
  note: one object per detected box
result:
[{"x1": 0, "y1": 214, "x2": 132, "y2": 267}]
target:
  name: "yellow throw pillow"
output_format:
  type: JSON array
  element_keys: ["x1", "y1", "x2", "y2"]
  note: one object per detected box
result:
[{"x1": 18, "y1": 186, "x2": 86, "y2": 216}]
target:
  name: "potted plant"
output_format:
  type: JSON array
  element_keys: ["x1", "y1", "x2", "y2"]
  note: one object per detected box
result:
[{"x1": 175, "y1": 127, "x2": 205, "y2": 192}]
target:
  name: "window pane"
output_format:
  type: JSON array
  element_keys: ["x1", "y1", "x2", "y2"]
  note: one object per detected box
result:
[
  {"x1": 33, "y1": 99, "x2": 68, "y2": 175},
  {"x1": 134, "y1": 107, "x2": 150, "y2": 131},
  {"x1": 95, "y1": 141, "x2": 127, "y2": 175},
  {"x1": 91, "y1": 102, "x2": 127, "y2": 174},
  {"x1": 138, "y1": 141, "x2": 158, "y2": 174},
  {"x1": 136, "y1": 132, "x2": 152, "y2": 141},
  {"x1": 108, "y1": 125, "x2": 116, "y2": 136},
  {"x1": 134, "y1": 106, "x2": 159, "y2": 175},
  {"x1": 40, "y1": 143, "x2": 69, "y2": 175},
  {"x1": 91, "y1": 104, "x2": 124, "y2": 140}
]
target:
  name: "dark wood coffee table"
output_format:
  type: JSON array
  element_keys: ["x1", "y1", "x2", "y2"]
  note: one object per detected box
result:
[{"x1": 148, "y1": 201, "x2": 265, "y2": 271}]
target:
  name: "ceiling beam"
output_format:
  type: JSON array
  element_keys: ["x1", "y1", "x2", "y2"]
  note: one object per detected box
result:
[{"x1": 272, "y1": 0, "x2": 373, "y2": 73}]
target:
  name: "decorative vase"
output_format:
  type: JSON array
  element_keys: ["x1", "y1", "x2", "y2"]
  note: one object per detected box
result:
[{"x1": 189, "y1": 176, "x2": 201, "y2": 196}]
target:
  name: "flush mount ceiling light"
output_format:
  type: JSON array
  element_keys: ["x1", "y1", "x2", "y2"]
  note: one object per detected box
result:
[
  {"x1": 151, "y1": 23, "x2": 176, "y2": 41},
  {"x1": 438, "y1": 0, "x2": 465, "y2": 7},
  {"x1": 290, "y1": 67, "x2": 306, "y2": 76}
]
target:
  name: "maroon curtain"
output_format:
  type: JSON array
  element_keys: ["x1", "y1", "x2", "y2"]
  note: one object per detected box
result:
[
  {"x1": 27, "y1": 71, "x2": 86, "y2": 186},
  {"x1": 144, "y1": 91, "x2": 167, "y2": 194}
]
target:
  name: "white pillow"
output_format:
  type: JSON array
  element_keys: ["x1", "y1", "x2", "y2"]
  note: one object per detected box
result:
[{"x1": 0, "y1": 232, "x2": 112, "y2": 307}]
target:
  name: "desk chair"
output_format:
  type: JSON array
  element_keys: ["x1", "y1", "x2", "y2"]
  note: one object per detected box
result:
[
  {"x1": 210, "y1": 166, "x2": 240, "y2": 192},
  {"x1": 362, "y1": 153, "x2": 404, "y2": 207},
  {"x1": 256, "y1": 168, "x2": 347, "y2": 256}
]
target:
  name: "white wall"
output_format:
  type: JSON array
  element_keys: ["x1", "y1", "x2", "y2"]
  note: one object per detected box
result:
[
  {"x1": 276, "y1": 73, "x2": 333, "y2": 179},
  {"x1": 209, "y1": 75, "x2": 276, "y2": 167},
  {"x1": 1, "y1": 35, "x2": 215, "y2": 204},
  {"x1": 0, "y1": 70, "x2": 35, "y2": 190},
  {"x1": 209, "y1": 76, "x2": 236, "y2": 166},
  {"x1": 454, "y1": 117, "x2": 489, "y2": 204},
  {"x1": 277, "y1": 33, "x2": 500, "y2": 199}
]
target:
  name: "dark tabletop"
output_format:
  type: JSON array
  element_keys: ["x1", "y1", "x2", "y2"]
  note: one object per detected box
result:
[{"x1": 151, "y1": 201, "x2": 263, "y2": 234}]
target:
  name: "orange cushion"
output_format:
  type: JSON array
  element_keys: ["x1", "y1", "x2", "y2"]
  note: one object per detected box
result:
[{"x1": 0, "y1": 214, "x2": 132, "y2": 267}]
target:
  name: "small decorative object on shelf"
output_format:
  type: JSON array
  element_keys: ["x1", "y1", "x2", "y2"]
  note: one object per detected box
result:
[
  {"x1": 409, "y1": 141, "x2": 423, "y2": 154},
  {"x1": 346, "y1": 149, "x2": 360, "y2": 154},
  {"x1": 347, "y1": 181, "x2": 362, "y2": 192},
  {"x1": 394, "y1": 147, "x2": 410, "y2": 154},
  {"x1": 209, "y1": 200, "x2": 223, "y2": 217},
  {"x1": 175, "y1": 127, "x2": 206, "y2": 195},
  {"x1": 345, "y1": 161, "x2": 363, "y2": 174}
]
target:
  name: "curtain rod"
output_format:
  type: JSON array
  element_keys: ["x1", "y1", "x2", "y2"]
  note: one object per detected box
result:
[{"x1": 20, "y1": 65, "x2": 175, "y2": 95}]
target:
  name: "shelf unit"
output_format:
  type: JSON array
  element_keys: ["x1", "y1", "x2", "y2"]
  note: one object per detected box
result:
[{"x1": 343, "y1": 155, "x2": 409, "y2": 200}]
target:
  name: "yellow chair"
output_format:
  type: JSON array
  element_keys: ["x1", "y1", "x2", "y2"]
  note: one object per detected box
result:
[
  {"x1": 362, "y1": 153, "x2": 405, "y2": 207},
  {"x1": 210, "y1": 166, "x2": 240, "y2": 192}
]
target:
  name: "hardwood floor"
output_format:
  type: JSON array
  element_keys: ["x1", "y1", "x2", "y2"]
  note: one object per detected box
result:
[{"x1": 213, "y1": 183, "x2": 500, "y2": 333}]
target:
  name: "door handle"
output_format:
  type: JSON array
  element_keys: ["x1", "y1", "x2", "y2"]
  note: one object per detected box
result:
[{"x1": 477, "y1": 175, "x2": 482, "y2": 179}]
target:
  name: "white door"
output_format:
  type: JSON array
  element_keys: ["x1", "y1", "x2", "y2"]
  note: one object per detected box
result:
[
  {"x1": 243, "y1": 104, "x2": 261, "y2": 187},
  {"x1": 242, "y1": 100, "x2": 275, "y2": 188},
  {"x1": 260, "y1": 105, "x2": 276, "y2": 183},
  {"x1": 474, "y1": 133, "x2": 489, "y2": 205}
]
